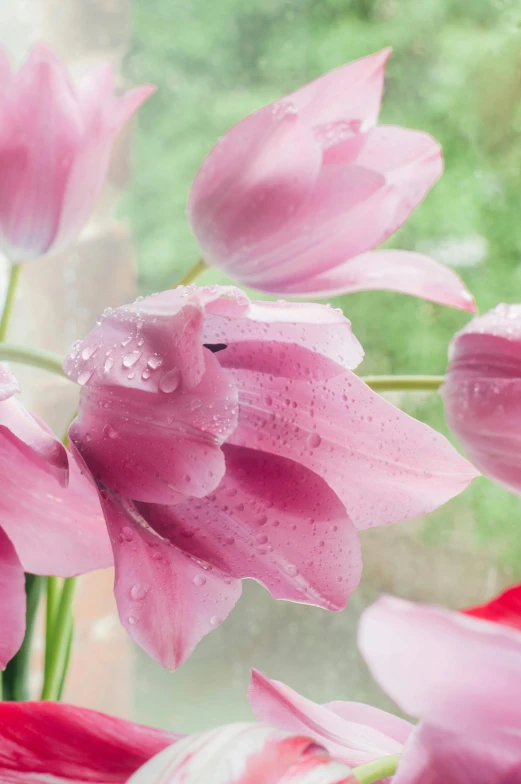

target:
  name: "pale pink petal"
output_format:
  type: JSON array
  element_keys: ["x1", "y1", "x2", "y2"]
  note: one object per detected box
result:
[
  {"x1": 0, "y1": 364, "x2": 20, "y2": 401},
  {"x1": 65, "y1": 291, "x2": 238, "y2": 503},
  {"x1": 288, "y1": 48, "x2": 391, "y2": 129},
  {"x1": 0, "y1": 44, "x2": 82, "y2": 259},
  {"x1": 0, "y1": 527, "x2": 25, "y2": 668},
  {"x1": 109, "y1": 84, "x2": 156, "y2": 132},
  {"x1": 324, "y1": 702, "x2": 411, "y2": 746},
  {"x1": 128, "y1": 724, "x2": 353, "y2": 784},
  {"x1": 358, "y1": 595, "x2": 521, "y2": 732},
  {"x1": 0, "y1": 700, "x2": 178, "y2": 783},
  {"x1": 248, "y1": 670, "x2": 408, "y2": 767},
  {"x1": 137, "y1": 445, "x2": 362, "y2": 611},
  {"x1": 188, "y1": 105, "x2": 322, "y2": 270},
  {"x1": 0, "y1": 398, "x2": 68, "y2": 486},
  {"x1": 394, "y1": 724, "x2": 521, "y2": 784},
  {"x1": 99, "y1": 490, "x2": 242, "y2": 669},
  {"x1": 271, "y1": 249, "x2": 476, "y2": 311},
  {"x1": 227, "y1": 368, "x2": 477, "y2": 529},
  {"x1": 0, "y1": 447, "x2": 112, "y2": 576}
]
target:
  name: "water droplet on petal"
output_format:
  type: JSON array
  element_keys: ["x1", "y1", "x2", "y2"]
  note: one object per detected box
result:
[
  {"x1": 128, "y1": 616, "x2": 137, "y2": 625},
  {"x1": 130, "y1": 582, "x2": 149, "y2": 601},
  {"x1": 285, "y1": 564, "x2": 299, "y2": 577},
  {"x1": 121, "y1": 527, "x2": 134, "y2": 542},
  {"x1": 122, "y1": 351, "x2": 142, "y2": 368},
  {"x1": 307, "y1": 433, "x2": 322, "y2": 449},
  {"x1": 147, "y1": 355, "x2": 163, "y2": 370},
  {"x1": 77, "y1": 370, "x2": 93, "y2": 386},
  {"x1": 193, "y1": 574, "x2": 207, "y2": 586},
  {"x1": 103, "y1": 424, "x2": 119, "y2": 439},
  {"x1": 81, "y1": 345, "x2": 98, "y2": 361},
  {"x1": 210, "y1": 615, "x2": 221, "y2": 626},
  {"x1": 159, "y1": 368, "x2": 181, "y2": 393},
  {"x1": 103, "y1": 357, "x2": 114, "y2": 374}
]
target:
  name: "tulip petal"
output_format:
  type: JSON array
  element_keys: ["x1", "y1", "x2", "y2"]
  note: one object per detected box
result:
[
  {"x1": 99, "y1": 490, "x2": 242, "y2": 669},
  {"x1": 463, "y1": 584, "x2": 521, "y2": 631},
  {"x1": 0, "y1": 527, "x2": 25, "y2": 669},
  {"x1": 228, "y1": 368, "x2": 477, "y2": 529},
  {"x1": 0, "y1": 700, "x2": 177, "y2": 783},
  {"x1": 0, "y1": 365, "x2": 20, "y2": 401},
  {"x1": 248, "y1": 670, "x2": 409, "y2": 767},
  {"x1": 0, "y1": 441, "x2": 112, "y2": 576},
  {"x1": 137, "y1": 445, "x2": 362, "y2": 611},
  {"x1": 128, "y1": 724, "x2": 353, "y2": 784},
  {"x1": 324, "y1": 701, "x2": 411, "y2": 746},
  {"x1": 270, "y1": 249, "x2": 476, "y2": 311},
  {"x1": 0, "y1": 398, "x2": 68, "y2": 486},
  {"x1": 288, "y1": 48, "x2": 391, "y2": 129},
  {"x1": 358, "y1": 595, "x2": 521, "y2": 732},
  {"x1": 393, "y1": 723, "x2": 521, "y2": 784}
]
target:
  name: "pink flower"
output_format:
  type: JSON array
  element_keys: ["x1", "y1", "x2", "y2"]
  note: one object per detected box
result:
[
  {"x1": 64, "y1": 285, "x2": 476, "y2": 669},
  {"x1": 248, "y1": 669, "x2": 412, "y2": 769},
  {"x1": 188, "y1": 50, "x2": 475, "y2": 312},
  {"x1": 0, "y1": 44, "x2": 154, "y2": 261},
  {"x1": 0, "y1": 365, "x2": 112, "y2": 667},
  {"x1": 442, "y1": 303, "x2": 521, "y2": 494},
  {"x1": 359, "y1": 595, "x2": 521, "y2": 782},
  {"x1": 0, "y1": 701, "x2": 177, "y2": 782},
  {"x1": 464, "y1": 584, "x2": 521, "y2": 631},
  {"x1": 128, "y1": 724, "x2": 354, "y2": 784}
]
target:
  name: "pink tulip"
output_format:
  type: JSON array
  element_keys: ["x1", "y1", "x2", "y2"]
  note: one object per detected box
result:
[
  {"x1": 442, "y1": 303, "x2": 521, "y2": 494},
  {"x1": 359, "y1": 595, "x2": 521, "y2": 782},
  {"x1": 188, "y1": 50, "x2": 475, "y2": 312},
  {"x1": 0, "y1": 44, "x2": 154, "y2": 261},
  {"x1": 128, "y1": 723, "x2": 354, "y2": 784},
  {"x1": 0, "y1": 365, "x2": 112, "y2": 667},
  {"x1": 64, "y1": 285, "x2": 476, "y2": 669},
  {"x1": 0, "y1": 701, "x2": 177, "y2": 782},
  {"x1": 248, "y1": 669, "x2": 412, "y2": 769}
]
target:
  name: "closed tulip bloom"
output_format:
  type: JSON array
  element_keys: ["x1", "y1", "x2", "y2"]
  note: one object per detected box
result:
[
  {"x1": 359, "y1": 595, "x2": 521, "y2": 783},
  {"x1": 64, "y1": 285, "x2": 476, "y2": 669},
  {"x1": 188, "y1": 50, "x2": 474, "y2": 312},
  {"x1": 128, "y1": 724, "x2": 353, "y2": 784},
  {"x1": 442, "y1": 303, "x2": 521, "y2": 494},
  {"x1": 0, "y1": 365, "x2": 112, "y2": 667},
  {"x1": 0, "y1": 44, "x2": 154, "y2": 261}
]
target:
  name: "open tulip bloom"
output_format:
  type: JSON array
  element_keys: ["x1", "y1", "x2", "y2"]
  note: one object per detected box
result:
[
  {"x1": 63, "y1": 284, "x2": 476, "y2": 668},
  {"x1": 188, "y1": 49, "x2": 475, "y2": 312}
]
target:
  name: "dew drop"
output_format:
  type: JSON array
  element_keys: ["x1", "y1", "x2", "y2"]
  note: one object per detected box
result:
[
  {"x1": 193, "y1": 574, "x2": 207, "y2": 586},
  {"x1": 81, "y1": 345, "x2": 98, "y2": 361},
  {"x1": 130, "y1": 582, "x2": 149, "y2": 601},
  {"x1": 210, "y1": 616, "x2": 221, "y2": 626},
  {"x1": 159, "y1": 368, "x2": 181, "y2": 393},
  {"x1": 307, "y1": 433, "x2": 322, "y2": 449},
  {"x1": 128, "y1": 616, "x2": 137, "y2": 625},
  {"x1": 103, "y1": 424, "x2": 119, "y2": 440},
  {"x1": 147, "y1": 355, "x2": 163, "y2": 370},
  {"x1": 285, "y1": 564, "x2": 299, "y2": 577},
  {"x1": 121, "y1": 527, "x2": 134, "y2": 542},
  {"x1": 122, "y1": 351, "x2": 142, "y2": 368},
  {"x1": 103, "y1": 357, "x2": 114, "y2": 374},
  {"x1": 77, "y1": 370, "x2": 93, "y2": 386},
  {"x1": 141, "y1": 368, "x2": 152, "y2": 381}
]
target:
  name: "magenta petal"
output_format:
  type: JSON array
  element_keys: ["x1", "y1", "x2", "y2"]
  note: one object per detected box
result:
[
  {"x1": 272, "y1": 249, "x2": 476, "y2": 311},
  {"x1": 228, "y1": 369, "x2": 477, "y2": 529},
  {"x1": 138, "y1": 445, "x2": 362, "y2": 611},
  {"x1": 0, "y1": 398, "x2": 68, "y2": 486},
  {"x1": 100, "y1": 491, "x2": 242, "y2": 669},
  {"x1": 248, "y1": 670, "x2": 409, "y2": 767},
  {"x1": 0, "y1": 527, "x2": 25, "y2": 668},
  {"x1": 1, "y1": 447, "x2": 112, "y2": 577},
  {"x1": 0, "y1": 365, "x2": 20, "y2": 401},
  {"x1": 0, "y1": 701, "x2": 178, "y2": 783}
]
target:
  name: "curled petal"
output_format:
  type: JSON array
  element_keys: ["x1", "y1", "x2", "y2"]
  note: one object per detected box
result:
[
  {"x1": 99, "y1": 490, "x2": 242, "y2": 669},
  {"x1": 128, "y1": 723, "x2": 354, "y2": 784},
  {"x1": 0, "y1": 364, "x2": 19, "y2": 401},
  {"x1": 272, "y1": 249, "x2": 476, "y2": 312},
  {"x1": 137, "y1": 445, "x2": 362, "y2": 612},
  {"x1": 358, "y1": 595, "x2": 521, "y2": 732},
  {"x1": 0, "y1": 700, "x2": 178, "y2": 782},
  {"x1": 0, "y1": 528, "x2": 25, "y2": 668},
  {"x1": 248, "y1": 670, "x2": 410, "y2": 767}
]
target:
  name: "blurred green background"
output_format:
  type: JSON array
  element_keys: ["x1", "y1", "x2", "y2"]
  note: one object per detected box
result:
[{"x1": 122, "y1": 0, "x2": 521, "y2": 571}]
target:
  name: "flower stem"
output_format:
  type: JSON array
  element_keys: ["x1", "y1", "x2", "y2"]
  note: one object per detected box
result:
[
  {"x1": 361, "y1": 375, "x2": 444, "y2": 392},
  {"x1": 0, "y1": 263, "x2": 21, "y2": 341},
  {"x1": 175, "y1": 258, "x2": 207, "y2": 287},
  {"x1": 3, "y1": 574, "x2": 44, "y2": 701},
  {"x1": 351, "y1": 754, "x2": 400, "y2": 783},
  {"x1": 41, "y1": 577, "x2": 77, "y2": 700},
  {"x1": 0, "y1": 343, "x2": 65, "y2": 376}
]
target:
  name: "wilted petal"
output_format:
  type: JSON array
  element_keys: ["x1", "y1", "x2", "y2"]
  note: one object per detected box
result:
[
  {"x1": 248, "y1": 670, "x2": 410, "y2": 767},
  {"x1": 463, "y1": 584, "x2": 521, "y2": 631},
  {"x1": 228, "y1": 369, "x2": 477, "y2": 529},
  {"x1": 0, "y1": 700, "x2": 177, "y2": 782},
  {"x1": 0, "y1": 364, "x2": 19, "y2": 401},
  {"x1": 272, "y1": 249, "x2": 476, "y2": 311},
  {"x1": 137, "y1": 445, "x2": 362, "y2": 611},
  {"x1": 128, "y1": 724, "x2": 353, "y2": 784},
  {"x1": 100, "y1": 490, "x2": 242, "y2": 669},
  {"x1": 358, "y1": 595, "x2": 521, "y2": 732},
  {"x1": 0, "y1": 527, "x2": 25, "y2": 669}
]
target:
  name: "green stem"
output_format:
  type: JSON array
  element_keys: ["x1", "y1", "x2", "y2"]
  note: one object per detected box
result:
[
  {"x1": 0, "y1": 343, "x2": 65, "y2": 377},
  {"x1": 56, "y1": 618, "x2": 74, "y2": 701},
  {"x1": 175, "y1": 258, "x2": 207, "y2": 287},
  {"x1": 41, "y1": 577, "x2": 77, "y2": 701},
  {"x1": 361, "y1": 375, "x2": 444, "y2": 392},
  {"x1": 352, "y1": 754, "x2": 400, "y2": 783},
  {"x1": 0, "y1": 264, "x2": 21, "y2": 341},
  {"x1": 43, "y1": 576, "x2": 60, "y2": 690},
  {"x1": 4, "y1": 575, "x2": 44, "y2": 701}
]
